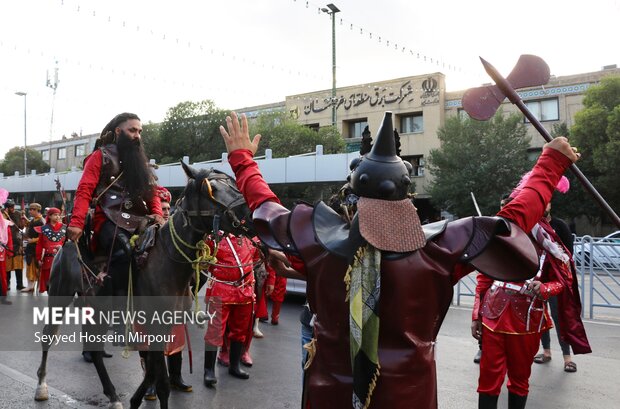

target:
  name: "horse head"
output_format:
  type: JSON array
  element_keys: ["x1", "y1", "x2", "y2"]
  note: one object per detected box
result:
[{"x1": 177, "y1": 161, "x2": 255, "y2": 238}]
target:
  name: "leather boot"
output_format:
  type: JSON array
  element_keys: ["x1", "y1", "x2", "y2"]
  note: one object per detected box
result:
[
  {"x1": 478, "y1": 393, "x2": 499, "y2": 409},
  {"x1": 508, "y1": 392, "x2": 528, "y2": 409},
  {"x1": 271, "y1": 301, "x2": 282, "y2": 325},
  {"x1": 144, "y1": 384, "x2": 157, "y2": 401},
  {"x1": 203, "y1": 348, "x2": 218, "y2": 387},
  {"x1": 168, "y1": 353, "x2": 192, "y2": 392},
  {"x1": 228, "y1": 341, "x2": 250, "y2": 379}
]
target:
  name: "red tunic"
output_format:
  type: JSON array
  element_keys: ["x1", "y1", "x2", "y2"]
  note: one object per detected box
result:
[
  {"x1": 35, "y1": 222, "x2": 67, "y2": 271},
  {"x1": 35, "y1": 222, "x2": 66, "y2": 293},
  {"x1": 204, "y1": 234, "x2": 260, "y2": 304},
  {"x1": 0, "y1": 225, "x2": 13, "y2": 296}
]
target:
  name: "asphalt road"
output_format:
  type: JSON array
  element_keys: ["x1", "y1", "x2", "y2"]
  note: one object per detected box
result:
[{"x1": 1, "y1": 292, "x2": 619, "y2": 409}]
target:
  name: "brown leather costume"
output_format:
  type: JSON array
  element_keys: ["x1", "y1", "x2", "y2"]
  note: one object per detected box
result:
[
  {"x1": 253, "y1": 201, "x2": 539, "y2": 409},
  {"x1": 95, "y1": 144, "x2": 150, "y2": 233},
  {"x1": 226, "y1": 111, "x2": 572, "y2": 409}
]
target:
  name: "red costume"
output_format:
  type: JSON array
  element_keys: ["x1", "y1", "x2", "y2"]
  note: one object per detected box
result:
[
  {"x1": 227, "y1": 144, "x2": 575, "y2": 408},
  {"x1": 35, "y1": 209, "x2": 66, "y2": 293},
  {"x1": 474, "y1": 216, "x2": 590, "y2": 399},
  {"x1": 0, "y1": 223, "x2": 13, "y2": 297},
  {"x1": 256, "y1": 263, "x2": 287, "y2": 324},
  {"x1": 203, "y1": 234, "x2": 260, "y2": 346}
]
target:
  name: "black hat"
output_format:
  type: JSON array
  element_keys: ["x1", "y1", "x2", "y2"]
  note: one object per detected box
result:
[
  {"x1": 348, "y1": 112, "x2": 412, "y2": 200},
  {"x1": 4, "y1": 199, "x2": 15, "y2": 208}
]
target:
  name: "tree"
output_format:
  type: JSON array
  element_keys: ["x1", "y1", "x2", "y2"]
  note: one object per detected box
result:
[
  {"x1": 0, "y1": 147, "x2": 50, "y2": 175},
  {"x1": 250, "y1": 111, "x2": 345, "y2": 158},
  {"x1": 562, "y1": 75, "x2": 620, "y2": 225},
  {"x1": 142, "y1": 100, "x2": 229, "y2": 164},
  {"x1": 427, "y1": 112, "x2": 531, "y2": 218}
]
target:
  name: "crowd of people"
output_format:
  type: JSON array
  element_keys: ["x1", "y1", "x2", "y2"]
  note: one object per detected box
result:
[
  {"x1": 1, "y1": 110, "x2": 592, "y2": 409},
  {"x1": 0, "y1": 192, "x2": 67, "y2": 303}
]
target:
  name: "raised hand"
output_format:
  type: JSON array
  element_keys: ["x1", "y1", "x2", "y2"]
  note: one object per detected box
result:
[
  {"x1": 544, "y1": 136, "x2": 580, "y2": 163},
  {"x1": 219, "y1": 112, "x2": 262, "y2": 155}
]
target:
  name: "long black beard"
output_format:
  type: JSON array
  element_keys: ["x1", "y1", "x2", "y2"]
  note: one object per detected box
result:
[{"x1": 117, "y1": 131, "x2": 153, "y2": 202}]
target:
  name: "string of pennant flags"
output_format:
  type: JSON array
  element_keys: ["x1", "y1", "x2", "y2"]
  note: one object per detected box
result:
[
  {"x1": 0, "y1": 37, "x2": 456, "y2": 108},
  {"x1": 49, "y1": 0, "x2": 476, "y2": 83},
  {"x1": 2, "y1": 0, "x2": 485, "y2": 138},
  {"x1": 294, "y1": 0, "x2": 475, "y2": 75}
]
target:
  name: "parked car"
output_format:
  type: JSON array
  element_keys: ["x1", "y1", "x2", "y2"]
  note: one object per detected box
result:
[
  {"x1": 574, "y1": 231, "x2": 620, "y2": 268},
  {"x1": 286, "y1": 278, "x2": 307, "y2": 296}
]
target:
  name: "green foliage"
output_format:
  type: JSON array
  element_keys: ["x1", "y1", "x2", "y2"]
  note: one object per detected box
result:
[
  {"x1": 559, "y1": 76, "x2": 620, "y2": 224},
  {"x1": 0, "y1": 147, "x2": 50, "y2": 175},
  {"x1": 142, "y1": 100, "x2": 229, "y2": 164},
  {"x1": 427, "y1": 112, "x2": 531, "y2": 218},
  {"x1": 249, "y1": 111, "x2": 345, "y2": 158}
]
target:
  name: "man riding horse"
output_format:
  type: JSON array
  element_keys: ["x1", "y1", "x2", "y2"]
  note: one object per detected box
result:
[{"x1": 67, "y1": 112, "x2": 164, "y2": 293}]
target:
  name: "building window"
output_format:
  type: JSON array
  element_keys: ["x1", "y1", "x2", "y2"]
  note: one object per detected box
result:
[
  {"x1": 400, "y1": 113, "x2": 423, "y2": 133},
  {"x1": 524, "y1": 98, "x2": 559, "y2": 122},
  {"x1": 346, "y1": 119, "x2": 368, "y2": 138},
  {"x1": 75, "y1": 144, "x2": 85, "y2": 157},
  {"x1": 403, "y1": 155, "x2": 425, "y2": 177},
  {"x1": 41, "y1": 150, "x2": 49, "y2": 161},
  {"x1": 457, "y1": 109, "x2": 470, "y2": 121},
  {"x1": 57, "y1": 147, "x2": 66, "y2": 160},
  {"x1": 305, "y1": 123, "x2": 320, "y2": 132}
]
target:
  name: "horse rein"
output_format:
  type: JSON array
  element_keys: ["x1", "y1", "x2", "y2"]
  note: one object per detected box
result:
[{"x1": 176, "y1": 171, "x2": 251, "y2": 236}]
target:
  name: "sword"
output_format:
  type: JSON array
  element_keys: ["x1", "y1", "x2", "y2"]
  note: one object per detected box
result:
[{"x1": 462, "y1": 55, "x2": 620, "y2": 229}]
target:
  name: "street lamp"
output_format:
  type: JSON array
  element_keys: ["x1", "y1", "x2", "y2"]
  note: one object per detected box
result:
[
  {"x1": 321, "y1": 3, "x2": 340, "y2": 127},
  {"x1": 15, "y1": 92, "x2": 27, "y2": 176}
]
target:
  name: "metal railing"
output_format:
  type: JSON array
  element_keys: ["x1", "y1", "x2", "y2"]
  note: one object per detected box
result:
[
  {"x1": 455, "y1": 235, "x2": 620, "y2": 320},
  {"x1": 574, "y1": 235, "x2": 620, "y2": 319}
]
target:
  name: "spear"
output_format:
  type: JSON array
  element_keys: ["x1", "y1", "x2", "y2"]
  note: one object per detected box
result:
[
  {"x1": 54, "y1": 177, "x2": 68, "y2": 222},
  {"x1": 462, "y1": 55, "x2": 620, "y2": 229}
]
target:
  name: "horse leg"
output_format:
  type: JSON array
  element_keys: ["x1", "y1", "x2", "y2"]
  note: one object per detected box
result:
[
  {"x1": 35, "y1": 323, "x2": 60, "y2": 401},
  {"x1": 91, "y1": 351, "x2": 123, "y2": 409},
  {"x1": 130, "y1": 350, "x2": 169, "y2": 409},
  {"x1": 154, "y1": 351, "x2": 170, "y2": 409},
  {"x1": 129, "y1": 354, "x2": 153, "y2": 409},
  {"x1": 35, "y1": 294, "x2": 74, "y2": 402}
]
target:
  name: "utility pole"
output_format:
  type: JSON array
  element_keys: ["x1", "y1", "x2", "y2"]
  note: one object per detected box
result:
[
  {"x1": 46, "y1": 61, "x2": 59, "y2": 168},
  {"x1": 14, "y1": 92, "x2": 27, "y2": 176},
  {"x1": 321, "y1": 4, "x2": 340, "y2": 127}
]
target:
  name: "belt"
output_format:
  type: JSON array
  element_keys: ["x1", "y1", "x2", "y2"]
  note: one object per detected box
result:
[{"x1": 491, "y1": 280, "x2": 527, "y2": 292}]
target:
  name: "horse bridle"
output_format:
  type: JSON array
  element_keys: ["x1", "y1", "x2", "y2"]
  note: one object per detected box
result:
[{"x1": 175, "y1": 169, "x2": 252, "y2": 237}]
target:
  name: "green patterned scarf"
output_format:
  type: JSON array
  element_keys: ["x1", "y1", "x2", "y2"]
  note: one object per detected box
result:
[{"x1": 346, "y1": 244, "x2": 381, "y2": 409}]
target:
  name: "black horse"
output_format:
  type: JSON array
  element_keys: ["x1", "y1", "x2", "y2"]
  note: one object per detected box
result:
[{"x1": 35, "y1": 162, "x2": 255, "y2": 409}]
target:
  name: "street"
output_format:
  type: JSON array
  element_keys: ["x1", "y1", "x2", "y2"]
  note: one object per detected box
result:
[{"x1": 1, "y1": 292, "x2": 619, "y2": 408}]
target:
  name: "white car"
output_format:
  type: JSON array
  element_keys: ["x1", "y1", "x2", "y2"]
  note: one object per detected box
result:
[
  {"x1": 575, "y1": 231, "x2": 620, "y2": 268},
  {"x1": 285, "y1": 278, "x2": 307, "y2": 296}
]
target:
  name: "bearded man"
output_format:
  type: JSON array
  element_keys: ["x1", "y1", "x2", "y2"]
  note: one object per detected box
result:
[{"x1": 67, "y1": 112, "x2": 163, "y2": 295}]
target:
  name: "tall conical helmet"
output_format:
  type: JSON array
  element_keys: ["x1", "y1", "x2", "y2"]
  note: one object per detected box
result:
[{"x1": 348, "y1": 112, "x2": 412, "y2": 200}]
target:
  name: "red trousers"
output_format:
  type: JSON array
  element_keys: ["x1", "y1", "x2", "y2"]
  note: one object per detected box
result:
[
  {"x1": 39, "y1": 267, "x2": 51, "y2": 293},
  {"x1": 204, "y1": 302, "x2": 253, "y2": 346},
  {"x1": 0, "y1": 261, "x2": 6, "y2": 296},
  {"x1": 478, "y1": 326, "x2": 541, "y2": 396}
]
